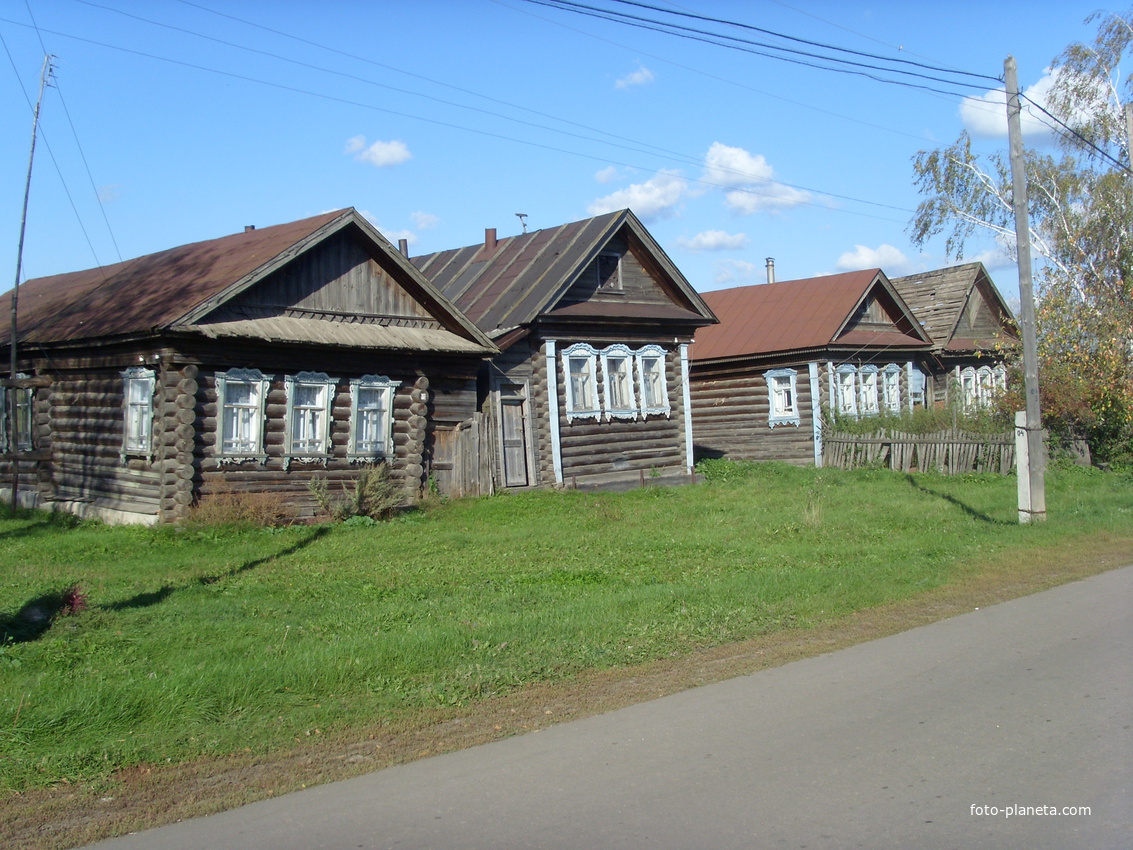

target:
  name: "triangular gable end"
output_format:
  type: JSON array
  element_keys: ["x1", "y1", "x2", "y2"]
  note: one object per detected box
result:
[
  {"x1": 548, "y1": 214, "x2": 715, "y2": 321},
  {"x1": 834, "y1": 274, "x2": 930, "y2": 344},
  {"x1": 200, "y1": 227, "x2": 439, "y2": 328}
]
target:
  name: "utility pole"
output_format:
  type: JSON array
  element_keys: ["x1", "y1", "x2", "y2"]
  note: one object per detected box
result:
[
  {"x1": 8, "y1": 54, "x2": 53, "y2": 512},
  {"x1": 1005, "y1": 56, "x2": 1046, "y2": 523}
]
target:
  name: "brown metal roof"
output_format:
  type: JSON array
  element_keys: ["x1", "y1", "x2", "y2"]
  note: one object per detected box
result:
[
  {"x1": 0, "y1": 209, "x2": 495, "y2": 353},
  {"x1": 691, "y1": 269, "x2": 930, "y2": 362},
  {"x1": 413, "y1": 209, "x2": 716, "y2": 333}
]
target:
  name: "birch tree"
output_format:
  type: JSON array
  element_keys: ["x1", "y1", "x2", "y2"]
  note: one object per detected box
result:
[{"x1": 909, "y1": 10, "x2": 1133, "y2": 461}]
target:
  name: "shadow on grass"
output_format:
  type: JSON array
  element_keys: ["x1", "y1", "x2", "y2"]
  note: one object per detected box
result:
[
  {"x1": 2, "y1": 527, "x2": 331, "y2": 643},
  {"x1": 904, "y1": 474, "x2": 1012, "y2": 525},
  {"x1": 0, "y1": 586, "x2": 87, "y2": 645}
]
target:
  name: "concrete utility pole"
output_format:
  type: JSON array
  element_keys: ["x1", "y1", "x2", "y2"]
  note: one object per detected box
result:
[{"x1": 1005, "y1": 56, "x2": 1046, "y2": 523}]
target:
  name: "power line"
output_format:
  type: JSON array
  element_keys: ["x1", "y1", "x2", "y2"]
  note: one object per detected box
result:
[
  {"x1": 0, "y1": 15, "x2": 914, "y2": 224},
  {"x1": 520, "y1": 0, "x2": 995, "y2": 98}
]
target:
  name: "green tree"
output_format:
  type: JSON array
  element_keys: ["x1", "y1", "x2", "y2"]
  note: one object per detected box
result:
[{"x1": 909, "y1": 10, "x2": 1133, "y2": 463}]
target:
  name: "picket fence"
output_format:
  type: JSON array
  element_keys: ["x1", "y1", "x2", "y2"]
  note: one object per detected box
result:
[{"x1": 822, "y1": 429, "x2": 1015, "y2": 474}]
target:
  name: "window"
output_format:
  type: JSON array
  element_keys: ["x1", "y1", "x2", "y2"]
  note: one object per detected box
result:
[
  {"x1": 859, "y1": 366, "x2": 880, "y2": 416},
  {"x1": 1, "y1": 375, "x2": 34, "y2": 452},
  {"x1": 285, "y1": 372, "x2": 336, "y2": 463},
  {"x1": 350, "y1": 375, "x2": 400, "y2": 460},
  {"x1": 908, "y1": 365, "x2": 926, "y2": 408},
  {"x1": 835, "y1": 366, "x2": 858, "y2": 416},
  {"x1": 883, "y1": 365, "x2": 901, "y2": 413},
  {"x1": 764, "y1": 368, "x2": 800, "y2": 428},
  {"x1": 215, "y1": 368, "x2": 271, "y2": 461},
  {"x1": 959, "y1": 367, "x2": 979, "y2": 410},
  {"x1": 636, "y1": 345, "x2": 671, "y2": 417},
  {"x1": 121, "y1": 367, "x2": 155, "y2": 458},
  {"x1": 601, "y1": 344, "x2": 637, "y2": 420},
  {"x1": 563, "y1": 344, "x2": 600, "y2": 421},
  {"x1": 596, "y1": 253, "x2": 622, "y2": 290}
]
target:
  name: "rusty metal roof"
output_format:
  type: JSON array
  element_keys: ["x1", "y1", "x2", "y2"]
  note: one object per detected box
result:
[
  {"x1": 412, "y1": 209, "x2": 716, "y2": 332},
  {"x1": 890, "y1": 262, "x2": 1018, "y2": 353},
  {"x1": 0, "y1": 209, "x2": 495, "y2": 353},
  {"x1": 691, "y1": 269, "x2": 930, "y2": 362}
]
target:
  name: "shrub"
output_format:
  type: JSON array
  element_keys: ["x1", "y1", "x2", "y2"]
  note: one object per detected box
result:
[
  {"x1": 185, "y1": 481, "x2": 295, "y2": 528},
  {"x1": 308, "y1": 463, "x2": 402, "y2": 522}
]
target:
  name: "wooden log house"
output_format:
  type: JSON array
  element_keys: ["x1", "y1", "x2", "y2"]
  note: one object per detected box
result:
[
  {"x1": 0, "y1": 209, "x2": 497, "y2": 524},
  {"x1": 688, "y1": 269, "x2": 937, "y2": 466},
  {"x1": 412, "y1": 210, "x2": 718, "y2": 491},
  {"x1": 890, "y1": 262, "x2": 1019, "y2": 410}
]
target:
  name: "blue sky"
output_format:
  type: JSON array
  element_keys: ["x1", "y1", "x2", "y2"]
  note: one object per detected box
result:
[{"x1": 0, "y1": 1, "x2": 1113, "y2": 308}]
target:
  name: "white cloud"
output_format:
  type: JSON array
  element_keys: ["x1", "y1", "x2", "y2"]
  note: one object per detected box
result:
[
  {"x1": 588, "y1": 170, "x2": 687, "y2": 220},
  {"x1": 835, "y1": 243, "x2": 911, "y2": 274},
  {"x1": 615, "y1": 65, "x2": 654, "y2": 89},
  {"x1": 676, "y1": 230, "x2": 749, "y2": 253},
  {"x1": 97, "y1": 183, "x2": 122, "y2": 203},
  {"x1": 377, "y1": 225, "x2": 417, "y2": 247},
  {"x1": 411, "y1": 211, "x2": 439, "y2": 230},
  {"x1": 345, "y1": 136, "x2": 412, "y2": 167},
  {"x1": 702, "y1": 142, "x2": 811, "y2": 214},
  {"x1": 713, "y1": 259, "x2": 758, "y2": 285},
  {"x1": 960, "y1": 69, "x2": 1060, "y2": 140},
  {"x1": 595, "y1": 165, "x2": 621, "y2": 184}
]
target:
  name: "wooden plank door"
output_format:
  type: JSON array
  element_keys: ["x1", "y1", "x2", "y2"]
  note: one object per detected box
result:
[{"x1": 498, "y1": 383, "x2": 530, "y2": 488}]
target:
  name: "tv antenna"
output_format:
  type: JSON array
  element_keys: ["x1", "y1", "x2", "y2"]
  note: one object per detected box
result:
[{"x1": 515, "y1": 213, "x2": 528, "y2": 233}]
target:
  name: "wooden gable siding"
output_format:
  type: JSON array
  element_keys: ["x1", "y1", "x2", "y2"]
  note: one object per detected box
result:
[
  {"x1": 558, "y1": 236, "x2": 671, "y2": 309},
  {"x1": 690, "y1": 362, "x2": 817, "y2": 466},
  {"x1": 210, "y1": 230, "x2": 436, "y2": 324},
  {"x1": 956, "y1": 290, "x2": 1005, "y2": 340}
]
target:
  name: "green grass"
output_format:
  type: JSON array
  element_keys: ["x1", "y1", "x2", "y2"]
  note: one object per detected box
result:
[{"x1": 1, "y1": 461, "x2": 1131, "y2": 792}]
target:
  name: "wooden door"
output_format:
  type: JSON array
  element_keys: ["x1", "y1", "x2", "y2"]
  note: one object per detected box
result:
[{"x1": 498, "y1": 383, "x2": 530, "y2": 488}]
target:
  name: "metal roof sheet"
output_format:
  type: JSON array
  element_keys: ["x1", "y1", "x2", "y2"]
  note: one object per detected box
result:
[
  {"x1": 179, "y1": 317, "x2": 489, "y2": 353},
  {"x1": 691, "y1": 269, "x2": 930, "y2": 362}
]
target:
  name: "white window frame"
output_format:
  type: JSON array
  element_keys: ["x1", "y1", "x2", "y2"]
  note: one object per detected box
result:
[
  {"x1": 562, "y1": 343, "x2": 600, "y2": 422},
  {"x1": 958, "y1": 366, "x2": 979, "y2": 411},
  {"x1": 859, "y1": 365, "x2": 880, "y2": 416},
  {"x1": 835, "y1": 365, "x2": 858, "y2": 417},
  {"x1": 121, "y1": 366, "x2": 156, "y2": 461},
  {"x1": 1, "y1": 373, "x2": 35, "y2": 453},
  {"x1": 765, "y1": 368, "x2": 800, "y2": 428},
  {"x1": 908, "y1": 363, "x2": 926, "y2": 409},
  {"x1": 284, "y1": 371, "x2": 336, "y2": 466},
  {"x1": 636, "y1": 344, "x2": 671, "y2": 418},
  {"x1": 882, "y1": 364, "x2": 901, "y2": 414},
  {"x1": 215, "y1": 368, "x2": 271, "y2": 463},
  {"x1": 600, "y1": 344, "x2": 638, "y2": 420},
  {"x1": 349, "y1": 375, "x2": 400, "y2": 461}
]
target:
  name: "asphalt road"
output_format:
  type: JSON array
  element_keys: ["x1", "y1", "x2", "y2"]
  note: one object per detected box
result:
[{"x1": 89, "y1": 565, "x2": 1133, "y2": 850}]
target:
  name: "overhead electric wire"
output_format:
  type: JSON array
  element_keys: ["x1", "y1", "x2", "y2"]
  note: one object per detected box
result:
[
  {"x1": 24, "y1": 0, "x2": 122, "y2": 263},
  {"x1": 1018, "y1": 93, "x2": 1133, "y2": 175},
  {"x1": 520, "y1": 0, "x2": 995, "y2": 98},
  {"x1": 0, "y1": 30, "x2": 104, "y2": 275},
  {"x1": 0, "y1": 14, "x2": 915, "y2": 222},
  {"x1": 608, "y1": 0, "x2": 1002, "y2": 84}
]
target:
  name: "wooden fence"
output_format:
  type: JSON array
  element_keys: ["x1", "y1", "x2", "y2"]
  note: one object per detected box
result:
[{"x1": 822, "y1": 429, "x2": 1015, "y2": 474}]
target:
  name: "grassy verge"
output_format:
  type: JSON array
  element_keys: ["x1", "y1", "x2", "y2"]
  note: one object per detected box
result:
[{"x1": 1, "y1": 462, "x2": 1131, "y2": 847}]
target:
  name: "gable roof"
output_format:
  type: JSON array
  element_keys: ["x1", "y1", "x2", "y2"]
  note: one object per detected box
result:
[
  {"x1": 0, "y1": 208, "x2": 495, "y2": 354},
  {"x1": 890, "y1": 262, "x2": 1018, "y2": 353},
  {"x1": 412, "y1": 209, "x2": 716, "y2": 334},
  {"x1": 690, "y1": 269, "x2": 931, "y2": 363}
]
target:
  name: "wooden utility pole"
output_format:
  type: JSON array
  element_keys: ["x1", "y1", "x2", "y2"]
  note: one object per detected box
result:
[
  {"x1": 8, "y1": 54, "x2": 53, "y2": 512},
  {"x1": 1005, "y1": 56, "x2": 1046, "y2": 523}
]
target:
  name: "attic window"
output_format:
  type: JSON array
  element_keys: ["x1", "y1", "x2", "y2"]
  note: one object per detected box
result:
[{"x1": 596, "y1": 253, "x2": 622, "y2": 290}]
